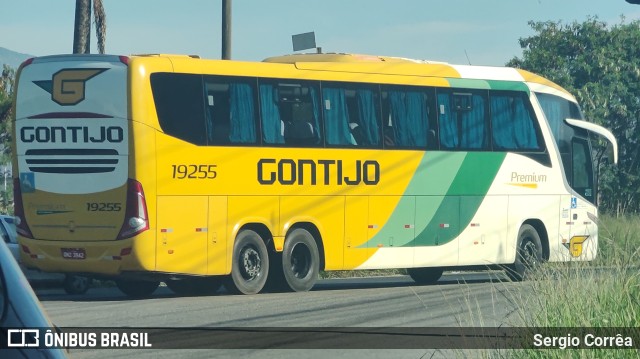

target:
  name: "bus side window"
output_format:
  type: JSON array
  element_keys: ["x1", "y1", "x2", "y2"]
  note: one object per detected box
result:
[
  {"x1": 382, "y1": 86, "x2": 431, "y2": 149},
  {"x1": 151, "y1": 73, "x2": 207, "y2": 146},
  {"x1": 275, "y1": 82, "x2": 322, "y2": 147},
  {"x1": 322, "y1": 83, "x2": 381, "y2": 148},
  {"x1": 204, "y1": 77, "x2": 257, "y2": 145},
  {"x1": 490, "y1": 91, "x2": 540, "y2": 151},
  {"x1": 438, "y1": 90, "x2": 488, "y2": 150}
]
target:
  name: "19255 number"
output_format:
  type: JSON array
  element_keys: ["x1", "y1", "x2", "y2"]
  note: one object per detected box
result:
[
  {"x1": 87, "y1": 202, "x2": 122, "y2": 211},
  {"x1": 172, "y1": 164, "x2": 217, "y2": 179}
]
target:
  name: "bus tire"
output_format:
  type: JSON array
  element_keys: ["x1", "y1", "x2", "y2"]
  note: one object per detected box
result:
[
  {"x1": 407, "y1": 267, "x2": 443, "y2": 285},
  {"x1": 166, "y1": 277, "x2": 223, "y2": 296},
  {"x1": 226, "y1": 230, "x2": 269, "y2": 295},
  {"x1": 116, "y1": 279, "x2": 159, "y2": 298},
  {"x1": 507, "y1": 224, "x2": 543, "y2": 281},
  {"x1": 62, "y1": 275, "x2": 91, "y2": 295},
  {"x1": 281, "y1": 228, "x2": 319, "y2": 292}
]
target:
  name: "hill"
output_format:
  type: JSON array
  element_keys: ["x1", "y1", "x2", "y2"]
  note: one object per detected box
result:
[{"x1": 0, "y1": 47, "x2": 33, "y2": 70}]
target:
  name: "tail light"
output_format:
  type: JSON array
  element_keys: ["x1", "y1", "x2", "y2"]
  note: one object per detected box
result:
[
  {"x1": 13, "y1": 178, "x2": 34, "y2": 239},
  {"x1": 117, "y1": 179, "x2": 149, "y2": 240}
]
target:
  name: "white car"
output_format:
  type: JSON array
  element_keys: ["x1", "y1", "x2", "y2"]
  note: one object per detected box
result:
[{"x1": 0, "y1": 215, "x2": 91, "y2": 294}]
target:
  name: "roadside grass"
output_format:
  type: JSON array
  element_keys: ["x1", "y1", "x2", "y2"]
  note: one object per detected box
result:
[{"x1": 502, "y1": 215, "x2": 640, "y2": 358}]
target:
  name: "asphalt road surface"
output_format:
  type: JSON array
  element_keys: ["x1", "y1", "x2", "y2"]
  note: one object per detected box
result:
[{"x1": 36, "y1": 271, "x2": 528, "y2": 359}]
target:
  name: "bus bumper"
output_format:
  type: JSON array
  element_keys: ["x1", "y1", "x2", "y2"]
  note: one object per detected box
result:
[{"x1": 17, "y1": 232, "x2": 156, "y2": 276}]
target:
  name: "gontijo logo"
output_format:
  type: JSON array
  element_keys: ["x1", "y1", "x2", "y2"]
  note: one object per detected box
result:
[{"x1": 34, "y1": 68, "x2": 107, "y2": 106}]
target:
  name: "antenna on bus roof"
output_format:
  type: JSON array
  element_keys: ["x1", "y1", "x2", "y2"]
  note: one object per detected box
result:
[
  {"x1": 292, "y1": 32, "x2": 322, "y2": 54},
  {"x1": 464, "y1": 50, "x2": 472, "y2": 65}
]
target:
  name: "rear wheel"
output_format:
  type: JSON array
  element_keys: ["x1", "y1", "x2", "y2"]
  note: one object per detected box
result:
[
  {"x1": 407, "y1": 267, "x2": 443, "y2": 285},
  {"x1": 507, "y1": 224, "x2": 543, "y2": 281},
  {"x1": 281, "y1": 228, "x2": 319, "y2": 292},
  {"x1": 116, "y1": 279, "x2": 159, "y2": 298},
  {"x1": 226, "y1": 230, "x2": 269, "y2": 295},
  {"x1": 62, "y1": 275, "x2": 91, "y2": 295},
  {"x1": 166, "y1": 277, "x2": 223, "y2": 296}
]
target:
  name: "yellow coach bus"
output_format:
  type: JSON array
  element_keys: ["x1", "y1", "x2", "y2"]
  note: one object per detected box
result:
[{"x1": 12, "y1": 53, "x2": 617, "y2": 297}]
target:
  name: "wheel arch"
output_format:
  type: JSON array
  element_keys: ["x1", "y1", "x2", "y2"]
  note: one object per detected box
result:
[{"x1": 237, "y1": 222, "x2": 274, "y2": 251}]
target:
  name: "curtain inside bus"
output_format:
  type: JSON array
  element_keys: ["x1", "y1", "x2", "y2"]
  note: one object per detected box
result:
[
  {"x1": 323, "y1": 88, "x2": 355, "y2": 145},
  {"x1": 389, "y1": 91, "x2": 428, "y2": 147},
  {"x1": 229, "y1": 83, "x2": 256, "y2": 143},
  {"x1": 356, "y1": 89, "x2": 380, "y2": 146},
  {"x1": 490, "y1": 94, "x2": 538, "y2": 150},
  {"x1": 459, "y1": 95, "x2": 486, "y2": 149},
  {"x1": 259, "y1": 84, "x2": 285, "y2": 144},
  {"x1": 438, "y1": 93, "x2": 458, "y2": 148}
]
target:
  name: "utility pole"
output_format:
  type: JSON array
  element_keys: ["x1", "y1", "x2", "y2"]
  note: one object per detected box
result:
[
  {"x1": 221, "y1": 0, "x2": 232, "y2": 59},
  {"x1": 73, "y1": 0, "x2": 91, "y2": 54}
]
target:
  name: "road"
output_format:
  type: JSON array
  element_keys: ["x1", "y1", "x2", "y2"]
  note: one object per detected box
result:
[{"x1": 36, "y1": 272, "x2": 528, "y2": 359}]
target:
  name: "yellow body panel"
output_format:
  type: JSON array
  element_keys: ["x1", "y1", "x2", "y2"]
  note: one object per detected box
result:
[
  {"x1": 207, "y1": 196, "x2": 228, "y2": 274},
  {"x1": 343, "y1": 196, "x2": 373, "y2": 269},
  {"x1": 156, "y1": 196, "x2": 209, "y2": 275}
]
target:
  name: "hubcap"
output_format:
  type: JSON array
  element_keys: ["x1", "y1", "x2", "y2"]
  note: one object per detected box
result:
[
  {"x1": 241, "y1": 246, "x2": 261, "y2": 280},
  {"x1": 522, "y1": 240, "x2": 538, "y2": 268}
]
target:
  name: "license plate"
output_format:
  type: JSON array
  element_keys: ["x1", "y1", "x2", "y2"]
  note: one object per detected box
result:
[{"x1": 61, "y1": 248, "x2": 86, "y2": 260}]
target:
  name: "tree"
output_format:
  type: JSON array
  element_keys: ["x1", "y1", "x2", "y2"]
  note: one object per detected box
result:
[
  {"x1": 508, "y1": 18, "x2": 640, "y2": 215},
  {"x1": 73, "y1": 0, "x2": 107, "y2": 54},
  {"x1": 0, "y1": 65, "x2": 15, "y2": 213}
]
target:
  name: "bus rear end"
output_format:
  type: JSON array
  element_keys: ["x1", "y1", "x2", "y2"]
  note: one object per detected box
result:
[{"x1": 13, "y1": 55, "x2": 150, "y2": 276}]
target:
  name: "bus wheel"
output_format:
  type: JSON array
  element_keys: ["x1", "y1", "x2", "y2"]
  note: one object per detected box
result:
[
  {"x1": 407, "y1": 268, "x2": 443, "y2": 285},
  {"x1": 507, "y1": 224, "x2": 543, "y2": 281},
  {"x1": 166, "y1": 277, "x2": 223, "y2": 296},
  {"x1": 227, "y1": 230, "x2": 269, "y2": 295},
  {"x1": 116, "y1": 279, "x2": 159, "y2": 298},
  {"x1": 282, "y1": 228, "x2": 319, "y2": 292},
  {"x1": 63, "y1": 275, "x2": 91, "y2": 295}
]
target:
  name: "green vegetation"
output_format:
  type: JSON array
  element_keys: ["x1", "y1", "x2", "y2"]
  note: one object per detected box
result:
[
  {"x1": 505, "y1": 215, "x2": 640, "y2": 357},
  {"x1": 508, "y1": 17, "x2": 640, "y2": 215},
  {"x1": 0, "y1": 64, "x2": 14, "y2": 214}
]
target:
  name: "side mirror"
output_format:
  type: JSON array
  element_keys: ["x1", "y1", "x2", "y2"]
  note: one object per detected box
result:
[
  {"x1": 606, "y1": 142, "x2": 616, "y2": 164},
  {"x1": 565, "y1": 118, "x2": 618, "y2": 165}
]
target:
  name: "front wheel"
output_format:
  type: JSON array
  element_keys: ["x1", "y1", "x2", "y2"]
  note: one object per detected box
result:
[
  {"x1": 116, "y1": 279, "x2": 160, "y2": 298},
  {"x1": 507, "y1": 224, "x2": 543, "y2": 281},
  {"x1": 281, "y1": 228, "x2": 320, "y2": 292},
  {"x1": 226, "y1": 230, "x2": 269, "y2": 295}
]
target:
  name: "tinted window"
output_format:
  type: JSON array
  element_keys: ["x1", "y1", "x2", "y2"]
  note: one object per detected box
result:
[
  {"x1": 437, "y1": 90, "x2": 488, "y2": 150},
  {"x1": 204, "y1": 76, "x2": 258, "y2": 145},
  {"x1": 322, "y1": 83, "x2": 381, "y2": 148},
  {"x1": 151, "y1": 73, "x2": 206, "y2": 145},
  {"x1": 381, "y1": 86, "x2": 434, "y2": 149},
  {"x1": 259, "y1": 80, "x2": 322, "y2": 147},
  {"x1": 572, "y1": 138, "x2": 595, "y2": 202},
  {"x1": 537, "y1": 93, "x2": 583, "y2": 184},
  {"x1": 490, "y1": 91, "x2": 541, "y2": 151}
]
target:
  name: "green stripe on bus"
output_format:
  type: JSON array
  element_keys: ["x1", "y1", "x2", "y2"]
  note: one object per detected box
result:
[
  {"x1": 486, "y1": 80, "x2": 530, "y2": 94},
  {"x1": 446, "y1": 78, "x2": 490, "y2": 90},
  {"x1": 410, "y1": 152, "x2": 506, "y2": 247},
  {"x1": 360, "y1": 152, "x2": 506, "y2": 248}
]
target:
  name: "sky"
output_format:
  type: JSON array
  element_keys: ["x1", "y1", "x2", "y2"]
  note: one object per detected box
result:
[{"x1": 2, "y1": 0, "x2": 640, "y2": 67}]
